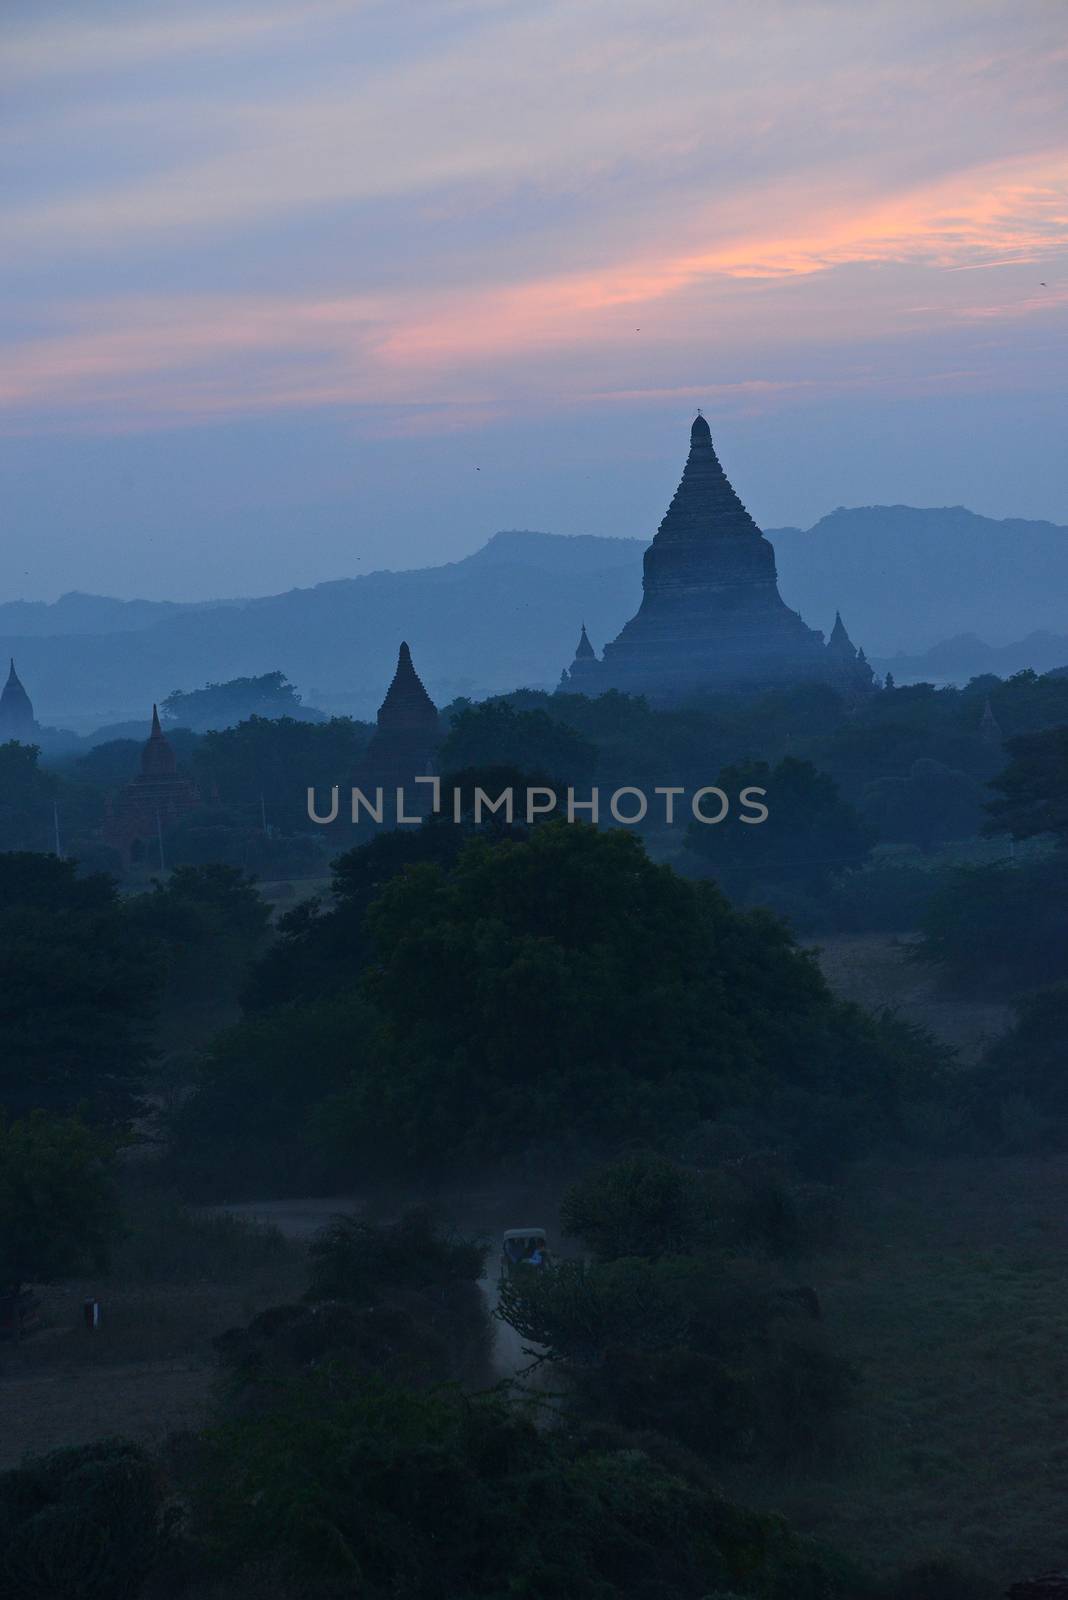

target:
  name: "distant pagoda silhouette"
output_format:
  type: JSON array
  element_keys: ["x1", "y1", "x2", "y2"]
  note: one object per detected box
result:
[
  {"x1": 358, "y1": 642, "x2": 440, "y2": 802},
  {"x1": 104, "y1": 705, "x2": 199, "y2": 866},
  {"x1": 0, "y1": 659, "x2": 38, "y2": 742},
  {"x1": 561, "y1": 415, "x2": 874, "y2": 700}
]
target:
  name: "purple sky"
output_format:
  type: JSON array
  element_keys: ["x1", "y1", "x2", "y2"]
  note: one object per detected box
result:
[{"x1": 2, "y1": 0, "x2": 1066, "y2": 600}]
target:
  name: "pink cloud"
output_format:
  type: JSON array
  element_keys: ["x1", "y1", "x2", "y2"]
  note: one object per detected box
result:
[{"x1": 1, "y1": 152, "x2": 1064, "y2": 434}]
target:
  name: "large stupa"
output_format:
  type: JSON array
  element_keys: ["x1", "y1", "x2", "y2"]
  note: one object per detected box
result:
[{"x1": 561, "y1": 415, "x2": 874, "y2": 700}]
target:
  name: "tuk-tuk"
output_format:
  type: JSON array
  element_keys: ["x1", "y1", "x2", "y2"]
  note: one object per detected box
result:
[
  {"x1": 0, "y1": 1289, "x2": 41, "y2": 1341},
  {"x1": 500, "y1": 1228, "x2": 549, "y2": 1279}
]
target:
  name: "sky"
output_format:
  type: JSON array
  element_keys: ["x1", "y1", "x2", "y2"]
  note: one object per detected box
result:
[{"x1": 1, "y1": 0, "x2": 1066, "y2": 602}]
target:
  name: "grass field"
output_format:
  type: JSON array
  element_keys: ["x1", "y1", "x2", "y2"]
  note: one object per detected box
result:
[
  {"x1": 812, "y1": 931, "x2": 1012, "y2": 1065},
  {"x1": 0, "y1": 1199, "x2": 305, "y2": 1471},
  {"x1": 722, "y1": 1152, "x2": 1068, "y2": 1591}
]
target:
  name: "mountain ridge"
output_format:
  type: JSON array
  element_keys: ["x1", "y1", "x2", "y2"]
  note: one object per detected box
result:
[{"x1": 3, "y1": 506, "x2": 1065, "y2": 727}]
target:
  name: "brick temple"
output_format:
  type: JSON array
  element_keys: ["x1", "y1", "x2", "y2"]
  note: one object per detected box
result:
[{"x1": 561, "y1": 415, "x2": 875, "y2": 700}]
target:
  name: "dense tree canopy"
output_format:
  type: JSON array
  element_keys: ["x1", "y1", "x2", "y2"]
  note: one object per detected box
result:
[
  {"x1": 684, "y1": 756, "x2": 874, "y2": 897},
  {"x1": 0, "y1": 1111, "x2": 118, "y2": 1294},
  {"x1": 319, "y1": 823, "x2": 945, "y2": 1177},
  {"x1": 985, "y1": 725, "x2": 1068, "y2": 846},
  {"x1": 162, "y1": 671, "x2": 318, "y2": 731},
  {"x1": 0, "y1": 854, "x2": 158, "y2": 1122},
  {"x1": 440, "y1": 700, "x2": 597, "y2": 783}
]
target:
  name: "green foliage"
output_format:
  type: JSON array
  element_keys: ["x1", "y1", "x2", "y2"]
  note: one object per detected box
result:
[
  {"x1": 685, "y1": 757, "x2": 874, "y2": 898},
  {"x1": 0, "y1": 741, "x2": 60, "y2": 852},
  {"x1": 161, "y1": 803, "x2": 328, "y2": 878},
  {"x1": 498, "y1": 1247, "x2": 855, "y2": 1465},
  {"x1": 970, "y1": 984, "x2": 1068, "y2": 1135},
  {"x1": 189, "y1": 711, "x2": 371, "y2": 834},
  {"x1": 497, "y1": 1255, "x2": 691, "y2": 1365},
  {"x1": 985, "y1": 725, "x2": 1068, "y2": 845},
  {"x1": 167, "y1": 990, "x2": 374, "y2": 1198},
  {"x1": 109, "y1": 1186, "x2": 289, "y2": 1284},
  {"x1": 306, "y1": 1207, "x2": 486, "y2": 1303},
  {"x1": 0, "y1": 1438, "x2": 164, "y2": 1600},
  {"x1": 440, "y1": 698, "x2": 597, "y2": 783},
  {"x1": 0, "y1": 1110, "x2": 118, "y2": 1294},
  {"x1": 216, "y1": 1293, "x2": 493, "y2": 1399},
  {"x1": 324, "y1": 824, "x2": 943, "y2": 1176},
  {"x1": 217, "y1": 1210, "x2": 491, "y2": 1401},
  {"x1": 124, "y1": 863, "x2": 271, "y2": 999},
  {"x1": 162, "y1": 670, "x2": 311, "y2": 730},
  {"x1": 913, "y1": 854, "x2": 1068, "y2": 991},
  {"x1": 0, "y1": 853, "x2": 157, "y2": 1121},
  {"x1": 561, "y1": 1152, "x2": 712, "y2": 1262},
  {"x1": 243, "y1": 811, "x2": 472, "y2": 1012},
  {"x1": 198, "y1": 1374, "x2": 859, "y2": 1599},
  {"x1": 862, "y1": 759, "x2": 985, "y2": 852},
  {"x1": 821, "y1": 851, "x2": 955, "y2": 933}
]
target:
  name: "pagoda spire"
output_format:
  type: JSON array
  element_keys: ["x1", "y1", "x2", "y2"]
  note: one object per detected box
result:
[
  {"x1": 377, "y1": 641, "x2": 438, "y2": 730},
  {"x1": 574, "y1": 623, "x2": 595, "y2": 661},
  {"x1": 826, "y1": 611, "x2": 858, "y2": 658},
  {"x1": 649, "y1": 414, "x2": 763, "y2": 546},
  {"x1": 140, "y1": 703, "x2": 177, "y2": 777},
  {"x1": 0, "y1": 656, "x2": 37, "y2": 739}
]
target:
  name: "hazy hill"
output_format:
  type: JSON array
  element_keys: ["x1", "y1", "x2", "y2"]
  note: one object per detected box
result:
[
  {"x1": 3, "y1": 510, "x2": 1066, "y2": 729},
  {"x1": 768, "y1": 505, "x2": 1068, "y2": 655},
  {"x1": 869, "y1": 631, "x2": 1068, "y2": 686},
  {"x1": 0, "y1": 591, "x2": 240, "y2": 636}
]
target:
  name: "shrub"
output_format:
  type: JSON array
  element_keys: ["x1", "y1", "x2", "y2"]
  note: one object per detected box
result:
[
  {"x1": 497, "y1": 1256, "x2": 691, "y2": 1367},
  {"x1": 197, "y1": 1374, "x2": 865, "y2": 1598},
  {"x1": 0, "y1": 1439, "x2": 164, "y2": 1600},
  {"x1": 110, "y1": 1186, "x2": 289, "y2": 1284},
  {"x1": 305, "y1": 1207, "x2": 486, "y2": 1303},
  {"x1": 0, "y1": 1112, "x2": 118, "y2": 1296},
  {"x1": 912, "y1": 855, "x2": 1068, "y2": 991},
  {"x1": 968, "y1": 984, "x2": 1068, "y2": 1141},
  {"x1": 561, "y1": 1153, "x2": 712, "y2": 1263}
]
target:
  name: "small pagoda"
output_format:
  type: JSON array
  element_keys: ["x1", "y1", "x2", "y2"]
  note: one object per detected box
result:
[
  {"x1": 104, "y1": 706, "x2": 199, "y2": 866},
  {"x1": 0, "y1": 660, "x2": 38, "y2": 742},
  {"x1": 358, "y1": 642, "x2": 440, "y2": 801}
]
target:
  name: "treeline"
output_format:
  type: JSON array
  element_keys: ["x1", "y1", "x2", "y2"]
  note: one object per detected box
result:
[{"x1": 3, "y1": 735, "x2": 1067, "y2": 1594}]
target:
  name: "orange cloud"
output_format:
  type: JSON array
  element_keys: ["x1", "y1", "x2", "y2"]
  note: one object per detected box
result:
[
  {"x1": 378, "y1": 153, "x2": 1068, "y2": 367},
  {"x1": 0, "y1": 153, "x2": 1064, "y2": 432}
]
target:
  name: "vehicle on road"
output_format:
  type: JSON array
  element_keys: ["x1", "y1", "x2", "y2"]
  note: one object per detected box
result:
[{"x1": 500, "y1": 1228, "x2": 549, "y2": 1279}]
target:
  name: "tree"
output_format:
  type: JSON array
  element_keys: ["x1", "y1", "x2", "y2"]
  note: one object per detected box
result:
[
  {"x1": 306, "y1": 1207, "x2": 486, "y2": 1303},
  {"x1": 0, "y1": 742, "x2": 59, "y2": 853},
  {"x1": 311, "y1": 823, "x2": 944, "y2": 1179},
  {"x1": 162, "y1": 671, "x2": 318, "y2": 731},
  {"x1": 685, "y1": 757, "x2": 874, "y2": 899},
  {"x1": 440, "y1": 700, "x2": 597, "y2": 783},
  {"x1": 197, "y1": 1373, "x2": 862, "y2": 1599},
  {"x1": 167, "y1": 990, "x2": 375, "y2": 1198},
  {"x1": 0, "y1": 853, "x2": 158, "y2": 1122},
  {"x1": 862, "y1": 759, "x2": 985, "y2": 851},
  {"x1": 561, "y1": 1152, "x2": 711, "y2": 1262},
  {"x1": 0, "y1": 1439, "x2": 164, "y2": 1600},
  {"x1": 972, "y1": 983, "x2": 1068, "y2": 1123},
  {"x1": 0, "y1": 1112, "x2": 117, "y2": 1295},
  {"x1": 913, "y1": 856, "x2": 1068, "y2": 991},
  {"x1": 985, "y1": 726, "x2": 1068, "y2": 845}
]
